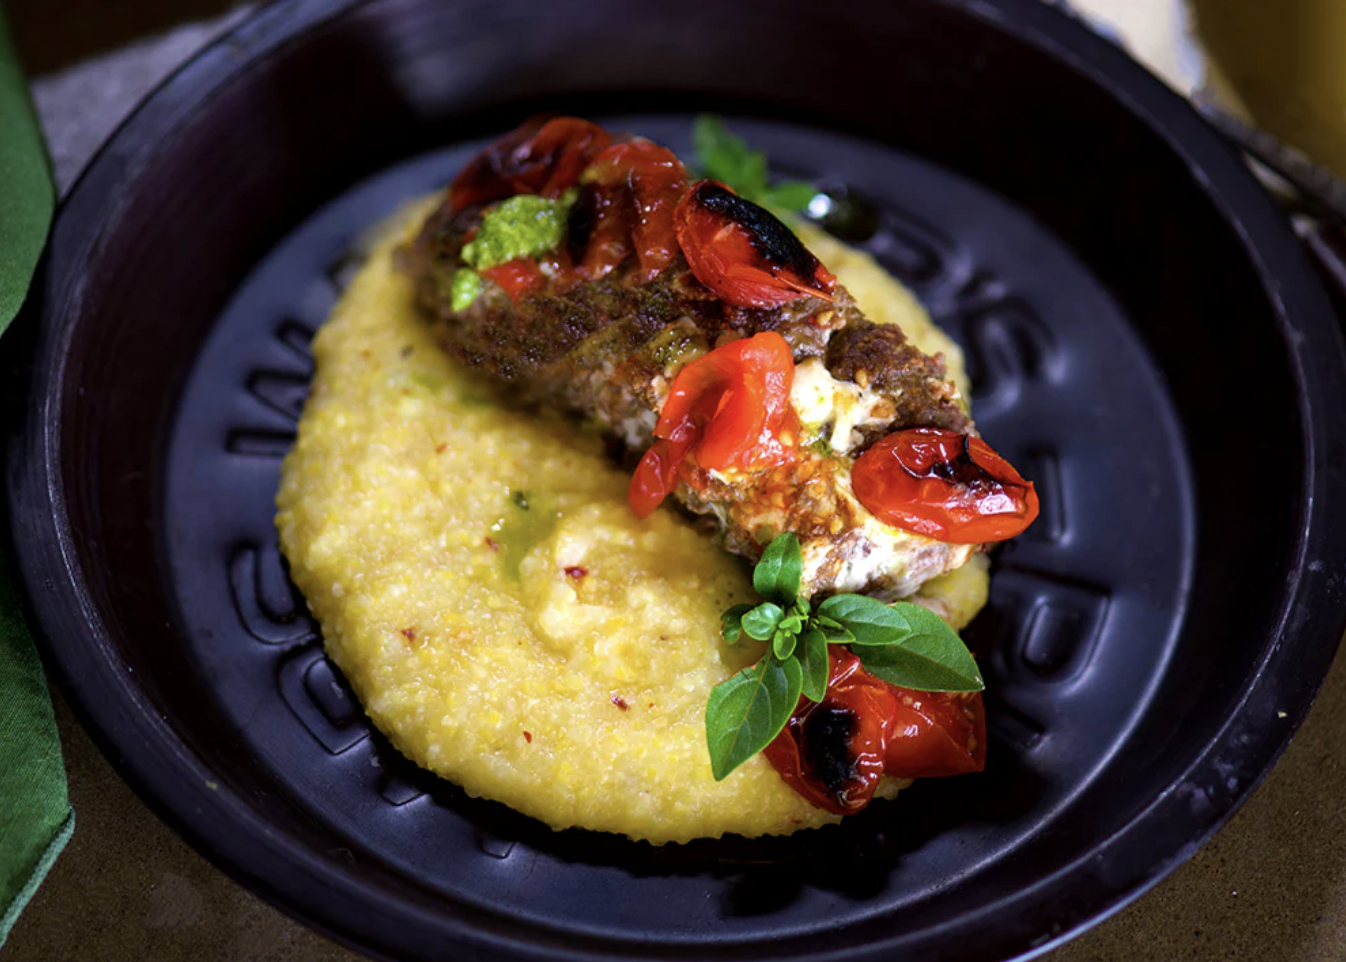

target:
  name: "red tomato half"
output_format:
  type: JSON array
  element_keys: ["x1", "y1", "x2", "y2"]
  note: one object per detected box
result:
[
  {"x1": 882, "y1": 686, "x2": 986, "y2": 780},
  {"x1": 480, "y1": 258, "x2": 545, "y2": 303},
  {"x1": 628, "y1": 332, "x2": 797, "y2": 518},
  {"x1": 764, "y1": 648, "x2": 986, "y2": 816},
  {"x1": 627, "y1": 434, "x2": 692, "y2": 520},
  {"x1": 674, "y1": 180, "x2": 836, "y2": 309},
  {"x1": 851, "y1": 428, "x2": 1039, "y2": 544},
  {"x1": 449, "y1": 116, "x2": 612, "y2": 211},
  {"x1": 573, "y1": 180, "x2": 633, "y2": 281},
  {"x1": 584, "y1": 140, "x2": 687, "y2": 281},
  {"x1": 764, "y1": 650, "x2": 892, "y2": 815}
]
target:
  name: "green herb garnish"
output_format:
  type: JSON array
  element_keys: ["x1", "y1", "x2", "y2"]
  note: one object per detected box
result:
[
  {"x1": 705, "y1": 533, "x2": 984, "y2": 780},
  {"x1": 691, "y1": 115, "x2": 818, "y2": 214},
  {"x1": 461, "y1": 189, "x2": 578, "y2": 271},
  {"x1": 706, "y1": 651, "x2": 802, "y2": 782},
  {"x1": 449, "y1": 268, "x2": 482, "y2": 311}
]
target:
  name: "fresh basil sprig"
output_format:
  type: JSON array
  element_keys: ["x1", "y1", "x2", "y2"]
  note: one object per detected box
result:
[
  {"x1": 706, "y1": 533, "x2": 984, "y2": 781},
  {"x1": 691, "y1": 115, "x2": 818, "y2": 214}
]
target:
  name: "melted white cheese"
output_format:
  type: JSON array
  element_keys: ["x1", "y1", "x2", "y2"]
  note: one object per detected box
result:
[
  {"x1": 797, "y1": 460, "x2": 977, "y2": 600},
  {"x1": 789, "y1": 358, "x2": 891, "y2": 455}
]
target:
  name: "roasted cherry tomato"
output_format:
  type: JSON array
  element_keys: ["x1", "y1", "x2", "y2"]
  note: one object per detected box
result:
[
  {"x1": 659, "y1": 332, "x2": 796, "y2": 470},
  {"x1": 627, "y1": 429, "x2": 694, "y2": 520},
  {"x1": 764, "y1": 650, "x2": 891, "y2": 814},
  {"x1": 585, "y1": 140, "x2": 687, "y2": 281},
  {"x1": 882, "y1": 685, "x2": 986, "y2": 780},
  {"x1": 571, "y1": 180, "x2": 633, "y2": 281},
  {"x1": 628, "y1": 332, "x2": 798, "y2": 518},
  {"x1": 481, "y1": 258, "x2": 545, "y2": 303},
  {"x1": 764, "y1": 648, "x2": 985, "y2": 815},
  {"x1": 674, "y1": 180, "x2": 836, "y2": 308},
  {"x1": 449, "y1": 116, "x2": 612, "y2": 211},
  {"x1": 851, "y1": 428, "x2": 1038, "y2": 544}
]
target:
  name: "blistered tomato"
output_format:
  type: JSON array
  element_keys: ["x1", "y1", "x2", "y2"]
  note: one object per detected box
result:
[
  {"x1": 764, "y1": 648, "x2": 986, "y2": 816},
  {"x1": 582, "y1": 140, "x2": 687, "y2": 281},
  {"x1": 674, "y1": 180, "x2": 836, "y2": 308},
  {"x1": 851, "y1": 428, "x2": 1038, "y2": 544},
  {"x1": 449, "y1": 116, "x2": 612, "y2": 211},
  {"x1": 628, "y1": 332, "x2": 797, "y2": 518},
  {"x1": 480, "y1": 258, "x2": 546, "y2": 303}
]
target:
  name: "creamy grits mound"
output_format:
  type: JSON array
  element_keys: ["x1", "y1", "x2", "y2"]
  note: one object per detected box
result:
[{"x1": 275, "y1": 200, "x2": 988, "y2": 844}]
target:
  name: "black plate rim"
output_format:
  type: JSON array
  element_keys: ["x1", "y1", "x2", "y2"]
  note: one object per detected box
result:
[{"x1": 10, "y1": 0, "x2": 1346, "y2": 959}]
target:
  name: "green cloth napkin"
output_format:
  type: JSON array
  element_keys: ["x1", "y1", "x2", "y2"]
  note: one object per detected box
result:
[
  {"x1": 0, "y1": 537, "x2": 72, "y2": 948},
  {"x1": 0, "y1": 7, "x2": 71, "y2": 950},
  {"x1": 0, "y1": 12, "x2": 51, "y2": 327}
]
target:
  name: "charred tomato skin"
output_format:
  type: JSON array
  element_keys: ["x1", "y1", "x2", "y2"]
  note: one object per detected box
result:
[
  {"x1": 764, "y1": 648, "x2": 986, "y2": 816},
  {"x1": 449, "y1": 116, "x2": 612, "y2": 211},
  {"x1": 674, "y1": 180, "x2": 836, "y2": 308}
]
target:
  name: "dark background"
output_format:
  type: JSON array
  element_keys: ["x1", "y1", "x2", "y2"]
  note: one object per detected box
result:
[{"x1": 9, "y1": 0, "x2": 238, "y2": 72}]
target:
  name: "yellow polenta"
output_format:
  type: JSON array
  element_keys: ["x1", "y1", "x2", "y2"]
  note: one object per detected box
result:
[{"x1": 275, "y1": 200, "x2": 987, "y2": 844}]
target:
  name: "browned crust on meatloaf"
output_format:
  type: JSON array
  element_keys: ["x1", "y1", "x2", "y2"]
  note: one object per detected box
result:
[
  {"x1": 399, "y1": 193, "x2": 971, "y2": 451},
  {"x1": 824, "y1": 323, "x2": 969, "y2": 441}
]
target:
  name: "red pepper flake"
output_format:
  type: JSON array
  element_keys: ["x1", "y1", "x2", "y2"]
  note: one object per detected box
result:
[
  {"x1": 611, "y1": 696, "x2": 629, "y2": 711},
  {"x1": 484, "y1": 537, "x2": 501, "y2": 551},
  {"x1": 400, "y1": 627, "x2": 417, "y2": 643},
  {"x1": 435, "y1": 443, "x2": 448, "y2": 454},
  {"x1": 564, "y1": 565, "x2": 588, "y2": 580},
  {"x1": 523, "y1": 731, "x2": 533, "y2": 743}
]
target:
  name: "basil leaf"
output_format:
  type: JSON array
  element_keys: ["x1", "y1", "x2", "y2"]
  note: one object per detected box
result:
[
  {"x1": 855, "y1": 645, "x2": 983, "y2": 693},
  {"x1": 850, "y1": 603, "x2": 984, "y2": 692},
  {"x1": 741, "y1": 602, "x2": 784, "y2": 641},
  {"x1": 753, "y1": 532, "x2": 803, "y2": 605},
  {"x1": 772, "y1": 629, "x2": 797, "y2": 661},
  {"x1": 812, "y1": 616, "x2": 855, "y2": 644},
  {"x1": 692, "y1": 115, "x2": 766, "y2": 199},
  {"x1": 741, "y1": 150, "x2": 768, "y2": 198},
  {"x1": 762, "y1": 180, "x2": 819, "y2": 213},
  {"x1": 798, "y1": 627, "x2": 830, "y2": 703},
  {"x1": 705, "y1": 654, "x2": 803, "y2": 780},
  {"x1": 817, "y1": 594, "x2": 912, "y2": 645},
  {"x1": 691, "y1": 115, "x2": 817, "y2": 216},
  {"x1": 721, "y1": 603, "x2": 753, "y2": 644}
]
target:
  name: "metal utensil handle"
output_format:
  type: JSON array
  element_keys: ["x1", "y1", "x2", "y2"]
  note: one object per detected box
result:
[{"x1": 1197, "y1": 101, "x2": 1346, "y2": 309}]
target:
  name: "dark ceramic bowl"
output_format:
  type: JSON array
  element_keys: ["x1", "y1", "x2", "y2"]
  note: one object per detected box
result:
[{"x1": 9, "y1": 0, "x2": 1346, "y2": 960}]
